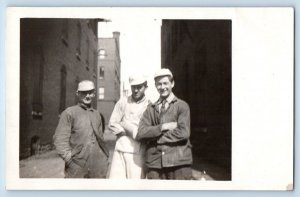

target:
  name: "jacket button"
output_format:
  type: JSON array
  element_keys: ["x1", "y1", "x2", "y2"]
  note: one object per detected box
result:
[{"x1": 162, "y1": 152, "x2": 165, "y2": 155}]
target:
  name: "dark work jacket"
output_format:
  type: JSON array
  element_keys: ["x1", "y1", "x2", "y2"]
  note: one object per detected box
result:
[
  {"x1": 53, "y1": 104, "x2": 109, "y2": 168},
  {"x1": 136, "y1": 96, "x2": 193, "y2": 169}
]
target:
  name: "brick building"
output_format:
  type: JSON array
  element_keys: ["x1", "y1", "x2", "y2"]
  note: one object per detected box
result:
[
  {"x1": 97, "y1": 32, "x2": 121, "y2": 125},
  {"x1": 161, "y1": 20, "x2": 232, "y2": 180},
  {"x1": 20, "y1": 18, "x2": 101, "y2": 158}
]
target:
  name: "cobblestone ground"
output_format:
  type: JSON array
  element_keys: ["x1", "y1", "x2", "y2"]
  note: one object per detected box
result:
[{"x1": 20, "y1": 132, "x2": 222, "y2": 180}]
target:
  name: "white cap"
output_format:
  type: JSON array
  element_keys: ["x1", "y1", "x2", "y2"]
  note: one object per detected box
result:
[
  {"x1": 77, "y1": 80, "x2": 95, "y2": 91},
  {"x1": 129, "y1": 75, "x2": 147, "y2": 86},
  {"x1": 154, "y1": 68, "x2": 173, "y2": 79}
]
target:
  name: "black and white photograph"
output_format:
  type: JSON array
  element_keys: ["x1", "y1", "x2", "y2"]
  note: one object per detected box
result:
[{"x1": 6, "y1": 7, "x2": 293, "y2": 190}]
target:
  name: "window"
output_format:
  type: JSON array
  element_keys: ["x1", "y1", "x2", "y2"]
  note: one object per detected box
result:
[
  {"x1": 59, "y1": 65, "x2": 67, "y2": 114},
  {"x1": 93, "y1": 50, "x2": 97, "y2": 72},
  {"x1": 32, "y1": 46, "x2": 44, "y2": 120},
  {"x1": 99, "y1": 87, "x2": 105, "y2": 99},
  {"x1": 99, "y1": 66, "x2": 105, "y2": 79},
  {"x1": 99, "y1": 49, "x2": 106, "y2": 59}
]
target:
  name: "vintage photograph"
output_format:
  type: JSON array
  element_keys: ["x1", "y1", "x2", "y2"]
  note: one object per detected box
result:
[
  {"x1": 19, "y1": 17, "x2": 231, "y2": 180},
  {"x1": 6, "y1": 7, "x2": 293, "y2": 190}
]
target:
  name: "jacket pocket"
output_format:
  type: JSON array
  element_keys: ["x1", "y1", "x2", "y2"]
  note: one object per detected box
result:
[
  {"x1": 71, "y1": 145, "x2": 83, "y2": 157},
  {"x1": 71, "y1": 144, "x2": 90, "y2": 167},
  {"x1": 65, "y1": 160, "x2": 82, "y2": 178}
]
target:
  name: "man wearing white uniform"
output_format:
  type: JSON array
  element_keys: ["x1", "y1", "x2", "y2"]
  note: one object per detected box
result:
[{"x1": 108, "y1": 75, "x2": 150, "y2": 179}]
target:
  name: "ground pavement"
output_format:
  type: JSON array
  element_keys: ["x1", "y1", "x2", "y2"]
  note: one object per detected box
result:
[{"x1": 20, "y1": 131, "x2": 220, "y2": 180}]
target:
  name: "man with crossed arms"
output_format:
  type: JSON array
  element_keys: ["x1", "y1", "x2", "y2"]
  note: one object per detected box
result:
[
  {"x1": 108, "y1": 75, "x2": 150, "y2": 179},
  {"x1": 136, "y1": 68, "x2": 193, "y2": 180}
]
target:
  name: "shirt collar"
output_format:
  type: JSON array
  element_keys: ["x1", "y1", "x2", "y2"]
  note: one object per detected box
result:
[
  {"x1": 78, "y1": 103, "x2": 94, "y2": 111},
  {"x1": 159, "y1": 92, "x2": 175, "y2": 104},
  {"x1": 129, "y1": 95, "x2": 146, "y2": 104},
  {"x1": 165, "y1": 92, "x2": 175, "y2": 104},
  {"x1": 153, "y1": 92, "x2": 177, "y2": 107}
]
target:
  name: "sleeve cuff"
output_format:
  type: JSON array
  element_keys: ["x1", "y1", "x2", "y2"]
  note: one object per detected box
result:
[
  {"x1": 116, "y1": 132, "x2": 126, "y2": 138},
  {"x1": 64, "y1": 151, "x2": 72, "y2": 163}
]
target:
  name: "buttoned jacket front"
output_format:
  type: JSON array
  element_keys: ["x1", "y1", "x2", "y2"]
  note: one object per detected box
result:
[
  {"x1": 53, "y1": 104, "x2": 107, "y2": 167},
  {"x1": 136, "y1": 95, "x2": 193, "y2": 169}
]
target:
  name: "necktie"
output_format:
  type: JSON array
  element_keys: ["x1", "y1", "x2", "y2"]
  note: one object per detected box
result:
[{"x1": 160, "y1": 99, "x2": 167, "y2": 116}]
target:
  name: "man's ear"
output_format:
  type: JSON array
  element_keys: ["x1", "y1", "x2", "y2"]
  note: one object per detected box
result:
[
  {"x1": 76, "y1": 91, "x2": 79, "y2": 96},
  {"x1": 171, "y1": 81, "x2": 175, "y2": 88}
]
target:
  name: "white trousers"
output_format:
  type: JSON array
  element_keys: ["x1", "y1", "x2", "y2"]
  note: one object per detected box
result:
[{"x1": 108, "y1": 150, "x2": 145, "y2": 179}]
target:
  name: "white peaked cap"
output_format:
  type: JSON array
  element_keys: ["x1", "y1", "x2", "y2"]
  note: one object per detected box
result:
[
  {"x1": 154, "y1": 68, "x2": 173, "y2": 79},
  {"x1": 129, "y1": 75, "x2": 147, "y2": 86},
  {"x1": 77, "y1": 80, "x2": 95, "y2": 91}
]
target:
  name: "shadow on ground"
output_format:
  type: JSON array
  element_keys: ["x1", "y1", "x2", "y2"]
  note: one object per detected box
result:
[{"x1": 20, "y1": 131, "x2": 230, "y2": 180}]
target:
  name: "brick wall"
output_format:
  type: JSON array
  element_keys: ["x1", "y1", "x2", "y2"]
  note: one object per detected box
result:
[
  {"x1": 20, "y1": 18, "x2": 99, "y2": 158},
  {"x1": 97, "y1": 35, "x2": 121, "y2": 124}
]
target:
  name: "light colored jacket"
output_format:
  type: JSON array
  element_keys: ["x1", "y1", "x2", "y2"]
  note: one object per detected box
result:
[{"x1": 109, "y1": 96, "x2": 150, "y2": 153}]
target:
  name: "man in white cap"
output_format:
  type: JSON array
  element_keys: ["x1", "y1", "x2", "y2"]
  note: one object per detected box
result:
[
  {"x1": 108, "y1": 75, "x2": 150, "y2": 179},
  {"x1": 136, "y1": 68, "x2": 193, "y2": 180},
  {"x1": 53, "y1": 80, "x2": 109, "y2": 178}
]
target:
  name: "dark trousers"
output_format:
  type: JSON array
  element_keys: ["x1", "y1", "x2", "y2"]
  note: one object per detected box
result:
[
  {"x1": 65, "y1": 142, "x2": 109, "y2": 178},
  {"x1": 147, "y1": 165, "x2": 192, "y2": 180}
]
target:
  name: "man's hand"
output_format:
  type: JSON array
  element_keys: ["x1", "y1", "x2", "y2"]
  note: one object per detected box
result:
[
  {"x1": 64, "y1": 151, "x2": 72, "y2": 165},
  {"x1": 120, "y1": 121, "x2": 135, "y2": 132},
  {"x1": 161, "y1": 122, "x2": 178, "y2": 132},
  {"x1": 120, "y1": 121, "x2": 137, "y2": 138}
]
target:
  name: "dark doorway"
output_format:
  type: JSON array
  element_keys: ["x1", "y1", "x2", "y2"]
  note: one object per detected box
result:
[{"x1": 161, "y1": 20, "x2": 232, "y2": 180}]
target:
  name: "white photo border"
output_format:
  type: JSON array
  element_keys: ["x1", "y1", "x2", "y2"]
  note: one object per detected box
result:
[{"x1": 6, "y1": 7, "x2": 294, "y2": 190}]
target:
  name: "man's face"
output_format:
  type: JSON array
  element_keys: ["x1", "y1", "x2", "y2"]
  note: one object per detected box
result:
[
  {"x1": 131, "y1": 83, "x2": 146, "y2": 101},
  {"x1": 77, "y1": 90, "x2": 95, "y2": 106},
  {"x1": 155, "y1": 76, "x2": 174, "y2": 99}
]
